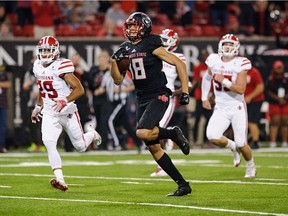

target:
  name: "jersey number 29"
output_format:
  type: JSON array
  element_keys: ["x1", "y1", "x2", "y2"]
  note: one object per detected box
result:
[{"x1": 37, "y1": 80, "x2": 58, "y2": 98}]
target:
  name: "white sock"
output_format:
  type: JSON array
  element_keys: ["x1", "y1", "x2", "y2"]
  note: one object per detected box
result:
[
  {"x1": 226, "y1": 139, "x2": 236, "y2": 152},
  {"x1": 246, "y1": 158, "x2": 254, "y2": 166},
  {"x1": 54, "y1": 169, "x2": 64, "y2": 182}
]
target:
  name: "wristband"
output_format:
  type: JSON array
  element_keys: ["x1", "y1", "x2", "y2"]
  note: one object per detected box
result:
[
  {"x1": 222, "y1": 78, "x2": 232, "y2": 88},
  {"x1": 35, "y1": 104, "x2": 42, "y2": 109}
]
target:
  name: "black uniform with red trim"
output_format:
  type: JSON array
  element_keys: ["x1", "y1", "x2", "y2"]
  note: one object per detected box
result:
[{"x1": 120, "y1": 34, "x2": 172, "y2": 130}]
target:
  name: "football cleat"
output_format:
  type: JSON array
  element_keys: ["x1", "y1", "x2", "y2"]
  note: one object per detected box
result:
[
  {"x1": 165, "y1": 139, "x2": 174, "y2": 151},
  {"x1": 232, "y1": 148, "x2": 241, "y2": 167},
  {"x1": 50, "y1": 178, "x2": 68, "y2": 192},
  {"x1": 86, "y1": 125, "x2": 102, "y2": 146},
  {"x1": 167, "y1": 182, "x2": 192, "y2": 196},
  {"x1": 244, "y1": 165, "x2": 256, "y2": 178},
  {"x1": 150, "y1": 168, "x2": 168, "y2": 177},
  {"x1": 172, "y1": 126, "x2": 190, "y2": 155}
]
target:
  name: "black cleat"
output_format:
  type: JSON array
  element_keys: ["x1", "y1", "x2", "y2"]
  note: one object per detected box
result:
[
  {"x1": 172, "y1": 126, "x2": 190, "y2": 155},
  {"x1": 167, "y1": 183, "x2": 192, "y2": 196}
]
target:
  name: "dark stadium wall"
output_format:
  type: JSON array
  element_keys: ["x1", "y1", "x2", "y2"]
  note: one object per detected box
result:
[{"x1": 0, "y1": 39, "x2": 286, "y2": 147}]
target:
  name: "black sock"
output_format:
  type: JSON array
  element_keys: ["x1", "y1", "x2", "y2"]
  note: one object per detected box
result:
[
  {"x1": 157, "y1": 127, "x2": 177, "y2": 140},
  {"x1": 156, "y1": 153, "x2": 187, "y2": 186}
]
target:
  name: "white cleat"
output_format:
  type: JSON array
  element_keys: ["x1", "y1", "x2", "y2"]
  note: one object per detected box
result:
[
  {"x1": 150, "y1": 168, "x2": 168, "y2": 177},
  {"x1": 232, "y1": 148, "x2": 241, "y2": 167},
  {"x1": 86, "y1": 125, "x2": 102, "y2": 146},
  {"x1": 165, "y1": 139, "x2": 174, "y2": 151},
  {"x1": 244, "y1": 165, "x2": 256, "y2": 178}
]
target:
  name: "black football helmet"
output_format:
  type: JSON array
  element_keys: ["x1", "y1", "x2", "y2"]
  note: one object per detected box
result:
[{"x1": 124, "y1": 12, "x2": 152, "y2": 41}]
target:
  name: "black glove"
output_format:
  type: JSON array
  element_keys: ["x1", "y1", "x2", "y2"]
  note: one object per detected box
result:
[
  {"x1": 179, "y1": 92, "x2": 189, "y2": 105},
  {"x1": 111, "y1": 47, "x2": 129, "y2": 62}
]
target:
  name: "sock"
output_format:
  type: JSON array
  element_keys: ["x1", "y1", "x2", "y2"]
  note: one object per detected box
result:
[
  {"x1": 157, "y1": 127, "x2": 177, "y2": 140},
  {"x1": 156, "y1": 153, "x2": 187, "y2": 186},
  {"x1": 246, "y1": 158, "x2": 254, "y2": 166},
  {"x1": 253, "y1": 141, "x2": 260, "y2": 146},
  {"x1": 226, "y1": 139, "x2": 236, "y2": 152},
  {"x1": 53, "y1": 168, "x2": 64, "y2": 182}
]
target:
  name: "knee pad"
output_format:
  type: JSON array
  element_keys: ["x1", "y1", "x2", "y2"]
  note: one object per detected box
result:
[
  {"x1": 206, "y1": 130, "x2": 222, "y2": 141},
  {"x1": 234, "y1": 137, "x2": 246, "y2": 148},
  {"x1": 72, "y1": 140, "x2": 86, "y2": 152}
]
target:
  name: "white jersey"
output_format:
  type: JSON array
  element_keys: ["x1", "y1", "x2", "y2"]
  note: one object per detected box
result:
[
  {"x1": 205, "y1": 53, "x2": 251, "y2": 106},
  {"x1": 162, "y1": 52, "x2": 186, "y2": 91},
  {"x1": 33, "y1": 58, "x2": 77, "y2": 116},
  {"x1": 159, "y1": 52, "x2": 186, "y2": 128}
]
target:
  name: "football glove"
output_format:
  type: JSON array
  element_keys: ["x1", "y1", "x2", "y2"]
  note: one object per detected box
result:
[
  {"x1": 52, "y1": 98, "x2": 67, "y2": 112},
  {"x1": 111, "y1": 47, "x2": 129, "y2": 62},
  {"x1": 179, "y1": 92, "x2": 189, "y2": 105},
  {"x1": 31, "y1": 105, "x2": 42, "y2": 123}
]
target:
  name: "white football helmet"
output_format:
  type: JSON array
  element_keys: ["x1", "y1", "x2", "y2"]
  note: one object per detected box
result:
[
  {"x1": 160, "y1": 29, "x2": 179, "y2": 52},
  {"x1": 218, "y1": 34, "x2": 240, "y2": 57},
  {"x1": 37, "y1": 36, "x2": 60, "y2": 65}
]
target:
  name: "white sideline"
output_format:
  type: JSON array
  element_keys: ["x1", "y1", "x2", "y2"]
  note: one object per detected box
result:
[{"x1": 0, "y1": 195, "x2": 286, "y2": 216}]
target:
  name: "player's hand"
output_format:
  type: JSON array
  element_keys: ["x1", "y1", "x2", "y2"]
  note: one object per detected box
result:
[
  {"x1": 31, "y1": 105, "x2": 42, "y2": 123},
  {"x1": 52, "y1": 98, "x2": 67, "y2": 112},
  {"x1": 179, "y1": 92, "x2": 189, "y2": 105},
  {"x1": 202, "y1": 100, "x2": 212, "y2": 110},
  {"x1": 215, "y1": 73, "x2": 224, "y2": 83},
  {"x1": 111, "y1": 47, "x2": 129, "y2": 62}
]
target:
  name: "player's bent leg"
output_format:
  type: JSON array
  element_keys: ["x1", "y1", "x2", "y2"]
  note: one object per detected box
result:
[
  {"x1": 67, "y1": 126, "x2": 101, "y2": 152},
  {"x1": 148, "y1": 144, "x2": 192, "y2": 196}
]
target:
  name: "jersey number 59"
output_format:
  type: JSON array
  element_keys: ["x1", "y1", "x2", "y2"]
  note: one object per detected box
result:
[{"x1": 213, "y1": 75, "x2": 232, "y2": 92}]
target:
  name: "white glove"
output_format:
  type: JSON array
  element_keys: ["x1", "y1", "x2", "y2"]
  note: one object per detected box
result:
[
  {"x1": 31, "y1": 105, "x2": 42, "y2": 123},
  {"x1": 52, "y1": 98, "x2": 68, "y2": 112}
]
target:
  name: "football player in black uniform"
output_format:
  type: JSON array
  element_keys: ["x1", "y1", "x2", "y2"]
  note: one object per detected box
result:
[{"x1": 110, "y1": 12, "x2": 191, "y2": 196}]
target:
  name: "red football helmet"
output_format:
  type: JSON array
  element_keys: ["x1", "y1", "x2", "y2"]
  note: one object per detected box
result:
[
  {"x1": 37, "y1": 36, "x2": 60, "y2": 65},
  {"x1": 160, "y1": 29, "x2": 179, "y2": 52},
  {"x1": 218, "y1": 34, "x2": 240, "y2": 57},
  {"x1": 124, "y1": 12, "x2": 152, "y2": 42}
]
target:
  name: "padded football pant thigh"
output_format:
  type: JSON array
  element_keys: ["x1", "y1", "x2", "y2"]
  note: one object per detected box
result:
[
  {"x1": 206, "y1": 108, "x2": 231, "y2": 140},
  {"x1": 159, "y1": 96, "x2": 176, "y2": 128},
  {"x1": 41, "y1": 114, "x2": 63, "y2": 170},
  {"x1": 62, "y1": 112, "x2": 93, "y2": 152},
  {"x1": 231, "y1": 104, "x2": 248, "y2": 148},
  {"x1": 137, "y1": 97, "x2": 169, "y2": 130}
]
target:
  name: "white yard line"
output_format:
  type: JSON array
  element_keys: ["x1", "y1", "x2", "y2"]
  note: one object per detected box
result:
[
  {"x1": 0, "y1": 195, "x2": 286, "y2": 216},
  {"x1": 0, "y1": 173, "x2": 287, "y2": 186}
]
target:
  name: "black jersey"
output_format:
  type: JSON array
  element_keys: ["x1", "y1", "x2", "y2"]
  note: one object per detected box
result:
[{"x1": 121, "y1": 34, "x2": 172, "y2": 100}]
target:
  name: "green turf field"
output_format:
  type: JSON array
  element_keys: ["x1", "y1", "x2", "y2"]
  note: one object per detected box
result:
[{"x1": 0, "y1": 148, "x2": 287, "y2": 216}]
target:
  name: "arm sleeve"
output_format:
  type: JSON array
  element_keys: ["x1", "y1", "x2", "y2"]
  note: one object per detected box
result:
[{"x1": 201, "y1": 71, "x2": 213, "y2": 101}]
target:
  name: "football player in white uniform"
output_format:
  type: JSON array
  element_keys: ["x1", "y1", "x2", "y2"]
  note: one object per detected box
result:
[
  {"x1": 31, "y1": 36, "x2": 101, "y2": 191},
  {"x1": 150, "y1": 29, "x2": 189, "y2": 177},
  {"x1": 201, "y1": 34, "x2": 256, "y2": 178}
]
